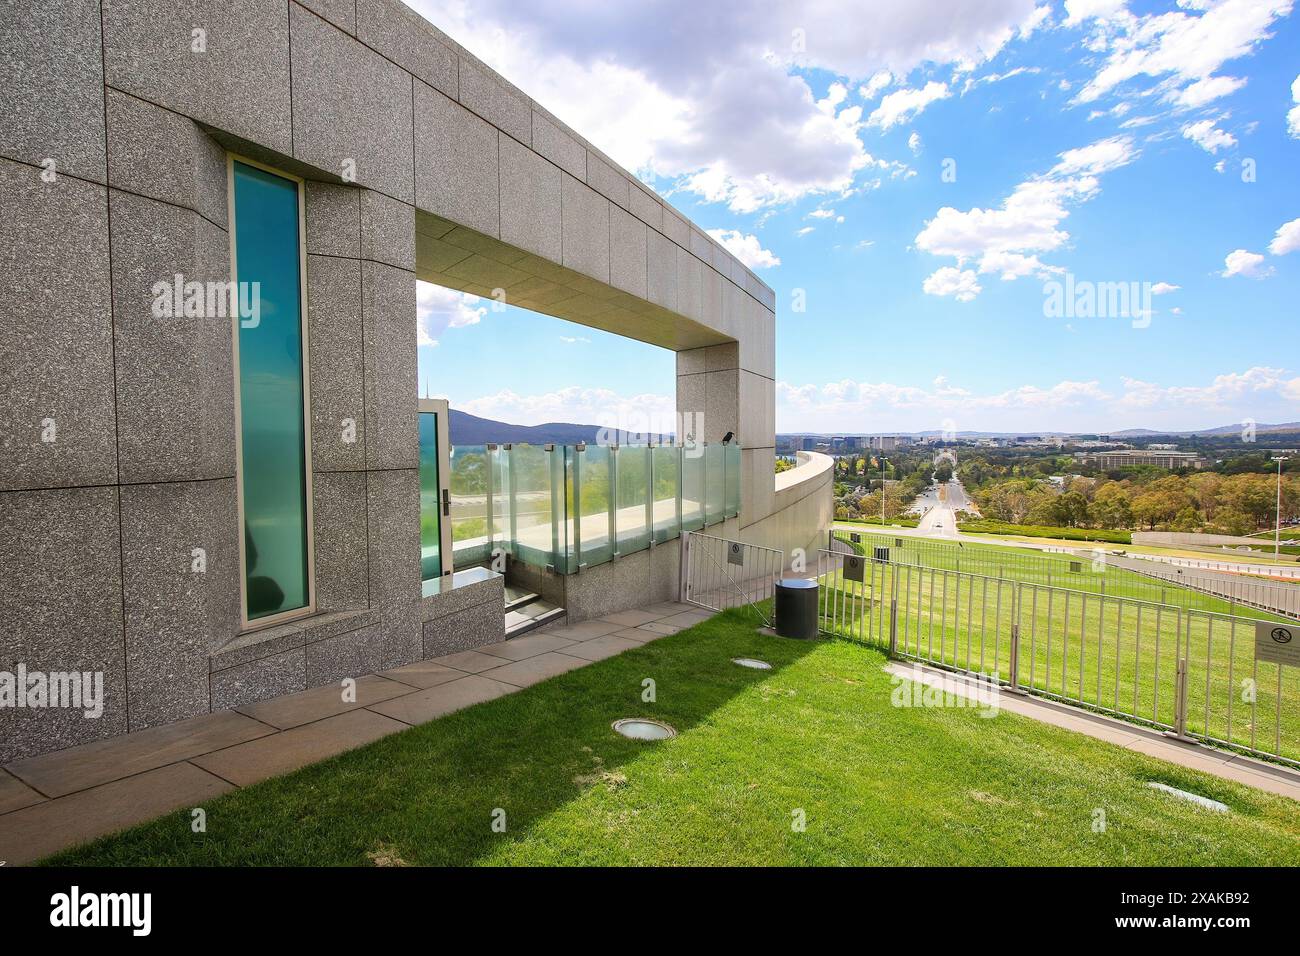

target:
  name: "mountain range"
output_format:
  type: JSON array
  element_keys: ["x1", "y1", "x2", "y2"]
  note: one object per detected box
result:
[{"x1": 447, "y1": 410, "x2": 1300, "y2": 445}]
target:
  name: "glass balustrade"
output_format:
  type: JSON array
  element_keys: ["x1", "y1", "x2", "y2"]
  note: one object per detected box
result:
[{"x1": 439, "y1": 440, "x2": 741, "y2": 576}]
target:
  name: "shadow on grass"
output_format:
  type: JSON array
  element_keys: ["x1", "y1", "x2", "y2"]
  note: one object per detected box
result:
[{"x1": 46, "y1": 609, "x2": 823, "y2": 867}]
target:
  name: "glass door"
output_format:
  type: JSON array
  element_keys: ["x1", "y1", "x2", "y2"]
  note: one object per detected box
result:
[{"x1": 418, "y1": 398, "x2": 453, "y2": 581}]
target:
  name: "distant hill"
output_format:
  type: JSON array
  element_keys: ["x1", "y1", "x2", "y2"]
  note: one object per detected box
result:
[
  {"x1": 779, "y1": 422, "x2": 1300, "y2": 440},
  {"x1": 448, "y1": 409, "x2": 672, "y2": 445}
]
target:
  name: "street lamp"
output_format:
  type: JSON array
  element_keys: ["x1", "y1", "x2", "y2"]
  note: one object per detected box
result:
[
  {"x1": 1273, "y1": 456, "x2": 1289, "y2": 559},
  {"x1": 879, "y1": 453, "x2": 888, "y2": 526}
]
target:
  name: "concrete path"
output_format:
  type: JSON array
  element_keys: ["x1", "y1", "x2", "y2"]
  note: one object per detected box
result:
[
  {"x1": 0, "y1": 601, "x2": 712, "y2": 865},
  {"x1": 885, "y1": 660, "x2": 1300, "y2": 802}
]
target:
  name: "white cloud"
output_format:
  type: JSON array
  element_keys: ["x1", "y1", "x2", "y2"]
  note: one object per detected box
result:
[
  {"x1": 922, "y1": 266, "x2": 982, "y2": 302},
  {"x1": 559, "y1": 335, "x2": 591, "y2": 344},
  {"x1": 868, "y1": 81, "x2": 950, "y2": 129},
  {"x1": 1170, "y1": 74, "x2": 1247, "y2": 107},
  {"x1": 775, "y1": 366, "x2": 1300, "y2": 432},
  {"x1": 1071, "y1": 0, "x2": 1291, "y2": 108},
  {"x1": 915, "y1": 136, "x2": 1137, "y2": 296},
  {"x1": 796, "y1": 226, "x2": 815, "y2": 236},
  {"x1": 860, "y1": 70, "x2": 893, "y2": 100},
  {"x1": 417, "y1": 282, "x2": 487, "y2": 346},
  {"x1": 1289, "y1": 73, "x2": 1300, "y2": 138},
  {"x1": 908, "y1": 131, "x2": 923, "y2": 154},
  {"x1": 1150, "y1": 282, "x2": 1180, "y2": 294},
  {"x1": 806, "y1": 208, "x2": 837, "y2": 219},
  {"x1": 707, "y1": 229, "x2": 781, "y2": 268},
  {"x1": 1269, "y1": 217, "x2": 1300, "y2": 255},
  {"x1": 408, "y1": 0, "x2": 1042, "y2": 214},
  {"x1": 1221, "y1": 248, "x2": 1272, "y2": 278},
  {"x1": 1181, "y1": 119, "x2": 1237, "y2": 153}
]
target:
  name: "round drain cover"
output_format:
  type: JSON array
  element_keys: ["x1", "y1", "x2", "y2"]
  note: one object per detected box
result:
[
  {"x1": 612, "y1": 718, "x2": 677, "y2": 741},
  {"x1": 732, "y1": 657, "x2": 773, "y2": 670}
]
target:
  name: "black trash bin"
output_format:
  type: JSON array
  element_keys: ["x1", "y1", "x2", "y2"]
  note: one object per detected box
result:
[{"x1": 774, "y1": 578, "x2": 819, "y2": 639}]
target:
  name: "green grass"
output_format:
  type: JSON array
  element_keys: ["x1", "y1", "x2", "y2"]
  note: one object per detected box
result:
[
  {"x1": 48, "y1": 611, "x2": 1300, "y2": 866},
  {"x1": 835, "y1": 529, "x2": 1285, "y2": 620},
  {"x1": 825, "y1": 533, "x2": 1300, "y2": 763},
  {"x1": 957, "y1": 520, "x2": 1132, "y2": 544}
]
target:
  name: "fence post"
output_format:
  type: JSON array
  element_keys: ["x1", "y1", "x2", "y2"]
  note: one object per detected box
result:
[
  {"x1": 678, "y1": 532, "x2": 690, "y2": 603},
  {"x1": 1170, "y1": 657, "x2": 1192, "y2": 741},
  {"x1": 888, "y1": 599, "x2": 898, "y2": 656}
]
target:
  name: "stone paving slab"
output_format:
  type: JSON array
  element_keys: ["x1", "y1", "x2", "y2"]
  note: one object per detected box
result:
[
  {"x1": 4, "y1": 710, "x2": 276, "y2": 798},
  {"x1": 542, "y1": 620, "x2": 624, "y2": 640},
  {"x1": 477, "y1": 632, "x2": 577, "y2": 661},
  {"x1": 0, "y1": 770, "x2": 46, "y2": 815},
  {"x1": 378, "y1": 659, "x2": 466, "y2": 689},
  {"x1": 560, "y1": 634, "x2": 643, "y2": 662},
  {"x1": 192, "y1": 710, "x2": 409, "y2": 787},
  {"x1": 366, "y1": 674, "x2": 514, "y2": 725},
  {"x1": 0, "y1": 762, "x2": 233, "y2": 866},
  {"x1": 611, "y1": 627, "x2": 657, "y2": 644},
  {"x1": 236, "y1": 674, "x2": 415, "y2": 730},
  {"x1": 429, "y1": 649, "x2": 513, "y2": 673},
  {"x1": 480, "y1": 651, "x2": 592, "y2": 688},
  {"x1": 636, "y1": 621, "x2": 681, "y2": 636},
  {"x1": 600, "y1": 609, "x2": 662, "y2": 627},
  {"x1": 659, "y1": 610, "x2": 714, "y2": 628}
]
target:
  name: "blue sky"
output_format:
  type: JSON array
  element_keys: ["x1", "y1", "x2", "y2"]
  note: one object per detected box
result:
[{"x1": 409, "y1": 0, "x2": 1300, "y2": 435}]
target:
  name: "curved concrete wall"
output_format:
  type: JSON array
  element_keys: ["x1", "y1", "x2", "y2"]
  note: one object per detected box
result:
[{"x1": 729, "y1": 452, "x2": 835, "y2": 563}]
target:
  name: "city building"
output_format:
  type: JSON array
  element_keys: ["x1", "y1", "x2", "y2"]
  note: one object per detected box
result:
[{"x1": 1073, "y1": 449, "x2": 1209, "y2": 470}]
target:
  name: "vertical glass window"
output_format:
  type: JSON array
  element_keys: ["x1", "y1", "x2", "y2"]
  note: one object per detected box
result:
[
  {"x1": 231, "y1": 160, "x2": 311, "y2": 622},
  {"x1": 419, "y1": 411, "x2": 441, "y2": 581}
]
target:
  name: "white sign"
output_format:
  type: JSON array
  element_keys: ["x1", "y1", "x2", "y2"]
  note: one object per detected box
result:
[{"x1": 1255, "y1": 622, "x2": 1300, "y2": 668}]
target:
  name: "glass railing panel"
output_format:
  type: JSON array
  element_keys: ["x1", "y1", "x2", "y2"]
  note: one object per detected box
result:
[
  {"x1": 510, "y1": 443, "x2": 555, "y2": 567},
  {"x1": 652, "y1": 444, "x2": 681, "y2": 544},
  {"x1": 488, "y1": 444, "x2": 510, "y2": 561},
  {"x1": 725, "y1": 442, "x2": 741, "y2": 519},
  {"x1": 449, "y1": 443, "x2": 491, "y2": 567},
  {"x1": 704, "y1": 442, "x2": 725, "y2": 525},
  {"x1": 574, "y1": 444, "x2": 613, "y2": 567},
  {"x1": 681, "y1": 446, "x2": 705, "y2": 532},
  {"x1": 615, "y1": 445, "x2": 651, "y2": 555},
  {"x1": 418, "y1": 411, "x2": 441, "y2": 581}
]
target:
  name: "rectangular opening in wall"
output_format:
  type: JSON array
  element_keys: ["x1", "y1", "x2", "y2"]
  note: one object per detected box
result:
[{"x1": 230, "y1": 158, "x2": 313, "y2": 625}]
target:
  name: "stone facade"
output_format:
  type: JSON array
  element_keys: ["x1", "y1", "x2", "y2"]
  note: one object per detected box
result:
[{"x1": 0, "y1": 0, "x2": 817, "y2": 763}]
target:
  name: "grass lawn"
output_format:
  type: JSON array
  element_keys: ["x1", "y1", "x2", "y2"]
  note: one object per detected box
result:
[
  {"x1": 826, "y1": 531, "x2": 1300, "y2": 763},
  {"x1": 48, "y1": 611, "x2": 1300, "y2": 866}
]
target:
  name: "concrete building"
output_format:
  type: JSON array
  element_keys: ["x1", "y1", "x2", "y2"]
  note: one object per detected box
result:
[
  {"x1": 1074, "y1": 449, "x2": 1208, "y2": 470},
  {"x1": 0, "y1": 0, "x2": 830, "y2": 762}
]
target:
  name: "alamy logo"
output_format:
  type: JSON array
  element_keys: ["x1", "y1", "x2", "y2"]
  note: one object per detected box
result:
[
  {"x1": 1042, "y1": 273, "x2": 1154, "y2": 328},
  {"x1": 50, "y1": 886, "x2": 151, "y2": 936},
  {"x1": 0, "y1": 665, "x2": 103, "y2": 718},
  {"x1": 151, "y1": 275, "x2": 261, "y2": 327}
]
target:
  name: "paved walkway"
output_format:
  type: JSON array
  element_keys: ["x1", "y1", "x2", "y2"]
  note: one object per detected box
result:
[
  {"x1": 0, "y1": 601, "x2": 712, "y2": 865},
  {"x1": 885, "y1": 660, "x2": 1300, "y2": 801},
  {"x1": 4, "y1": 600, "x2": 1297, "y2": 865}
]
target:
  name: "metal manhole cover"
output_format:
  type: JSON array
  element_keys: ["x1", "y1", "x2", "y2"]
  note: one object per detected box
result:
[
  {"x1": 611, "y1": 718, "x2": 677, "y2": 741},
  {"x1": 732, "y1": 657, "x2": 773, "y2": 670}
]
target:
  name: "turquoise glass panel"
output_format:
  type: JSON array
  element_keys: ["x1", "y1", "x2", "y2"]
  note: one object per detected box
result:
[
  {"x1": 450, "y1": 444, "x2": 491, "y2": 566},
  {"x1": 233, "y1": 162, "x2": 309, "y2": 620},
  {"x1": 615, "y1": 446, "x2": 650, "y2": 554},
  {"x1": 651, "y1": 445, "x2": 681, "y2": 543},
  {"x1": 419, "y1": 412, "x2": 441, "y2": 581}
]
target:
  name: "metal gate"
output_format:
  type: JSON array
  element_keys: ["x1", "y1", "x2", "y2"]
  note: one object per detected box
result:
[{"x1": 681, "y1": 531, "x2": 784, "y2": 624}]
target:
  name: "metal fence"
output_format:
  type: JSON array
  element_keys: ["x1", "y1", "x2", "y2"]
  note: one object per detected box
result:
[
  {"x1": 814, "y1": 549, "x2": 1299, "y2": 768},
  {"x1": 681, "y1": 532, "x2": 784, "y2": 624},
  {"x1": 833, "y1": 529, "x2": 1299, "y2": 622},
  {"x1": 1105, "y1": 553, "x2": 1300, "y2": 620}
]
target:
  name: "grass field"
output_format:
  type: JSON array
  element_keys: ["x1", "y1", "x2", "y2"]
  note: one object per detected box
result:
[
  {"x1": 833, "y1": 530, "x2": 1284, "y2": 619},
  {"x1": 824, "y1": 532, "x2": 1300, "y2": 765},
  {"x1": 46, "y1": 611, "x2": 1300, "y2": 866}
]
